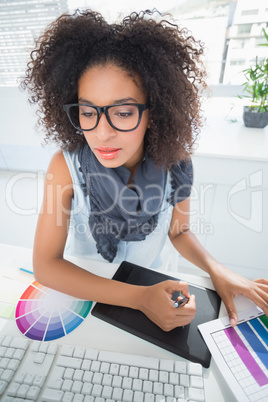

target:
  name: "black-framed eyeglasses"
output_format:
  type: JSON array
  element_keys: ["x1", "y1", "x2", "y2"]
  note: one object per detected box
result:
[{"x1": 63, "y1": 103, "x2": 148, "y2": 132}]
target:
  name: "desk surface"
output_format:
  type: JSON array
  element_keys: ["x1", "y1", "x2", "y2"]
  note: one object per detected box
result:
[
  {"x1": 195, "y1": 97, "x2": 268, "y2": 162},
  {"x1": 0, "y1": 243, "x2": 256, "y2": 402}
]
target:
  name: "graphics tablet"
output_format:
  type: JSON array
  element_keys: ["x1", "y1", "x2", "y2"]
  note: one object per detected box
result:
[{"x1": 91, "y1": 261, "x2": 221, "y2": 368}]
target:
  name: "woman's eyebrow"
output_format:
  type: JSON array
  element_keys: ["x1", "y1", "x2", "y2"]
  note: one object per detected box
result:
[
  {"x1": 113, "y1": 97, "x2": 138, "y2": 103},
  {"x1": 78, "y1": 97, "x2": 138, "y2": 105},
  {"x1": 78, "y1": 98, "x2": 95, "y2": 104}
]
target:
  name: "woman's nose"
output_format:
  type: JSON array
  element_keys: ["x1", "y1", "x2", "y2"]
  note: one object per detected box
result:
[{"x1": 94, "y1": 113, "x2": 117, "y2": 140}]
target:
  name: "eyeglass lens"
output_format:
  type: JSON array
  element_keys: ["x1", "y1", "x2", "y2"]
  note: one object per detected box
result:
[{"x1": 68, "y1": 104, "x2": 141, "y2": 131}]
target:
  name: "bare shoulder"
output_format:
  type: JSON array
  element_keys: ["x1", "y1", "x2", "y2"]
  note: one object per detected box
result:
[{"x1": 46, "y1": 150, "x2": 73, "y2": 196}]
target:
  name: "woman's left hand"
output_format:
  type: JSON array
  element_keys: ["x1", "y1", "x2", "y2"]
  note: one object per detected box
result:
[{"x1": 209, "y1": 263, "x2": 268, "y2": 326}]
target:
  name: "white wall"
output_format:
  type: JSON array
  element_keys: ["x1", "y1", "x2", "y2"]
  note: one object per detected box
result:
[{"x1": 0, "y1": 86, "x2": 56, "y2": 171}]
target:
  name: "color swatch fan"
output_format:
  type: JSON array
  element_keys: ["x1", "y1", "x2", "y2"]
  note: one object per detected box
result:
[{"x1": 15, "y1": 281, "x2": 92, "y2": 341}]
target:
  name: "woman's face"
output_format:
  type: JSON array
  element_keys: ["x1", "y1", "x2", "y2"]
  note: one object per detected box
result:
[{"x1": 77, "y1": 64, "x2": 150, "y2": 172}]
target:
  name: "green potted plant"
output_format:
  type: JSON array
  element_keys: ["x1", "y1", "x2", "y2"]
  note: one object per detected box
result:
[{"x1": 240, "y1": 29, "x2": 268, "y2": 129}]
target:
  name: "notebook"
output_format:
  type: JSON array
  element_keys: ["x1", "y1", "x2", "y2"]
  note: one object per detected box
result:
[{"x1": 91, "y1": 261, "x2": 221, "y2": 368}]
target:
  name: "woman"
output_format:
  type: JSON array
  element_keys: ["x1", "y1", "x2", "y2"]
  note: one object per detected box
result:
[{"x1": 22, "y1": 9, "x2": 268, "y2": 331}]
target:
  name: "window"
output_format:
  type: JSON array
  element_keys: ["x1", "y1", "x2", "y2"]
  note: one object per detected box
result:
[
  {"x1": 0, "y1": 0, "x2": 267, "y2": 89},
  {"x1": 237, "y1": 24, "x2": 252, "y2": 35},
  {"x1": 241, "y1": 9, "x2": 258, "y2": 16}
]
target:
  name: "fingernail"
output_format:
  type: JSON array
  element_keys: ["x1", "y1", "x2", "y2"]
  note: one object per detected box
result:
[{"x1": 230, "y1": 318, "x2": 236, "y2": 327}]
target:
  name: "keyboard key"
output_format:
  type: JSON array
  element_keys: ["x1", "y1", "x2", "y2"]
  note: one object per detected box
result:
[
  {"x1": 62, "y1": 391, "x2": 74, "y2": 402},
  {"x1": 0, "y1": 347, "x2": 7, "y2": 357},
  {"x1": 112, "y1": 386, "x2": 123, "y2": 400},
  {"x1": 92, "y1": 372, "x2": 103, "y2": 384},
  {"x1": 92, "y1": 383, "x2": 103, "y2": 397},
  {"x1": 81, "y1": 359, "x2": 91, "y2": 370},
  {"x1": 133, "y1": 378, "x2": 142, "y2": 392},
  {"x1": 7, "y1": 381, "x2": 20, "y2": 396},
  {"x1": 17, "y1": 383, "x2": 30, "y2": 398},
  {"x1": 122, "y1": 377, "x2": 132, "y2": 390},
  {"x1": 7, "y1": 358, "x2": 20, "y2": 371},
  {"x1": 30, "y1": 341, "x2": 40, "y2": 352},
  {"x1": 123, "y1": 388, "x2": 134, "y2": 402},
  {"x1": 188, "y1": 362, "x2": 203, "y2": 376},
  {"x1": 144, "y1": 392, "x2": 155, "y2": 402},
  {"x1": 180, "y1": 373, "x2": 189, "y2": 387},
  {"x1": 160, "y1": 359, "x2": 174, "y2": 372},
  {"x1": 81, "y1": 382, "x2": 93, "y2": 395},
  {"x1": 73, "y1": 394, "x2": 85, "y2": 402},
  {"x1": 159, "y1": 370, "x2": 169, "y2": 383},
  {"x1": 83, "y1": 371, "x2": 93, "y2": 383},
  {"x1": 119, "y1": 364, "x2": 129, "y2": 377},
  {"x1": 61, "y1": 345, "x2": 75, "y2": 357},
  {"x1": 72, "y1": 380, "x2": 83, "y2": 394},
  {"x1": 47, "y1": 376, "x2": 63, "y2": 390},
  {"x1": 0, "y1": 380, "x2": 8, "y2": 395},
  {"x1": 33, "y1": 352, "x2": 46, "y2": 364},
  {"x1": 24, "y1": 373, "x2": 35, "y2": 385},
  {"x1": 4, "y1": 347, "x2": 15, "y2": 358},
  {"x1": 174, "y1": 385, "x2": 185, "y2": 398},
  {"x1": 27, "y1": 385, "x2": 41, "y2": 400},
  {"x1": 110, "y1": 363, "x2": 119, "y2": 375},
  {"x1": 33, "y1": 374, "x2": 46, "y2": 388},
  {"x1": 13, "y1": 349, "x2": 25, "y2": 360},
  {"x1": 46, "y1": 367, "x2": 64, "y2": 390},
  {"x1": 91, "y1": 360, "x2": 101, "y2": 372},
  {"x1": 47, "y1": 343, "x2": 58, "y2": 355},
  {"x1": 129, "y1": 366, "x2": 139, "y2": 379},
  {"x1": 42, "y1": 388, "x2": 64, "y2": 401},
  {"x1": 143, "y1": 380, "x2": 153, "y2": 393},
  {"x1": 62, "y1": 379, "x2": 73, "y2": 392},
  {"x1": 0, "y1": 358, "x2": 9, "y2": 369},
  {"x1": 74, "y1": 347, "x2": 86, "y2": 359},
  {"x1": 73, "y1": 369, "x2": 84, "y2": 381},
  {"x1": 153, "y1": 382, "x2": 163, "y2": 395},
  {"x1": 1, "y1": 369, "x2": 14, "y2": 383},
  {"x1": 102, "y1": 385, "x2": 113, "y2": 399},
  {"x1": 64, "y1": 368, "x2": 75, "y2": 380},
  {"x1": 175, "y1": 361, "x2": 187, "y2": 374},
  {"x1": 102, "y1": 373, "x2": 112, "y2": 386},
  {"x1": 188, "y1": 386, "x2": 205, "y2": 401},
  {"x1": 190, "y1": 375, "x2": 204, "y2": 388},
  {"x1": 164, "y1": 383, "x2": 174, "y2": 397},
  {"x1": 84, "y1": 348, "x2": 98, "y2": 360},
  {"x1": 39, "y1": 343, "x2": 49, "y2": 353},
  {"x1": 100, "y1": 362, "x2": 110, "y2": 374},
  {"x1": 139, "y1": 368, "x2": 149, "y2": 380},
  {"x1": 169, "y1": 372, "x2": 179, "y2": 385},
  {"x1": 149, "y1": 369, "x2": 158, "y2": 382},
  {"x1": 14, "y1": 371, "x2": 26, "y2": 383},
  {"x1": 133, "y1": 390, "x2": 144, "y2": 402},
  {"x1": 98, "y1": 350, "x2": 159, "y2": 370},
  {"x1": 2, "y1": 337, "x2": 12, "y2": 347},
  {"x1": 112, "y1": 375, "x2": 122, "y2": 388},
  {"x1": 57, "y1": 355, "x2": 82, "y2": 369}
]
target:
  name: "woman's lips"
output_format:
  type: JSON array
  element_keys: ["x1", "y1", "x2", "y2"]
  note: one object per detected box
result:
[{"x1": 96, "y1": 147, "x2": 121, "y2": 160}]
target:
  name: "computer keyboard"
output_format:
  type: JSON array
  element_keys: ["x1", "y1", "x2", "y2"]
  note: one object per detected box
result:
[{"x1": 0, "y1": 335, "x2": 205, "y2": 401}]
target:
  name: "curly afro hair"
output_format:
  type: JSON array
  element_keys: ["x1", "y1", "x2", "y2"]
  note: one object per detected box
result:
[{"x1": 21, "y1": 9, "x2": 207, "y2": 170}]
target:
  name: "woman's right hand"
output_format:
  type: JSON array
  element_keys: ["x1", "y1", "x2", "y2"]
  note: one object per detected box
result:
[{"x1": 138, "y1": 280, "x2": 196, "y2": 331}]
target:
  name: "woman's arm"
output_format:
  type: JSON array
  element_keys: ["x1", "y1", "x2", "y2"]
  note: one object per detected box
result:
[
  {"x1": 168, "y1": 197, "x2": 268, "y2": 325},
  {"x1": 33, "y1": 151, "x2": 195, "y2": 330},
  {"x1": 33, "y1": 151, "x2": 142, "y2": 307}
]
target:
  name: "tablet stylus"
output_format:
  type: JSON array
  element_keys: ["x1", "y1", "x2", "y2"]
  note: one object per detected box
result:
[{"x1": 173, "y1": 296, "x2": 189, "y2": 308}]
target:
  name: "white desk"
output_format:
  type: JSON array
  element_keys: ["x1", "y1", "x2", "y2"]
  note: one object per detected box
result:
[{"x1": 0, "y1": 243, "x2": 256, "y2": 401}]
